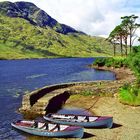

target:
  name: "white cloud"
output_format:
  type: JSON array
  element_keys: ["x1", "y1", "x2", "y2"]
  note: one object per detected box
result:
[{"x1": 2, "y1": 0, "x2": 140, "y2": 40}]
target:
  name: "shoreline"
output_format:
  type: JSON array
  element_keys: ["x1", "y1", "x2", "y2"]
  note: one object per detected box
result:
[
  {"x1": 0, "y1": 56, "x2": 112, "y2": 61},
  {"x1": 19, "y1": 64, "x2": 139, "y2": 139},
  {"x1": 20, "y1": 65, "x2": 136, "y2": 117},
  {"x1": 89, "y1": 65, "x2": 136, "y2": 82},
  {"x1": 63, "y1": 67, "x2": 139, "y2": 140}
]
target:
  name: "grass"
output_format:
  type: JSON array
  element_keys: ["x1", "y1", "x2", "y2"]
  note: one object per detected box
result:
[
  {"x1": 118, "y1": 84, "x2": 140, "y2": 106},
  {"x1": 80, "y1": 91, "x2": 93, "y2": 96},
  {"x1": 0, "y1": 42, "x2": 45, "y2": 59},
  {"x1": 0, "y1": 14, "x2": 115, "y2": 59}
]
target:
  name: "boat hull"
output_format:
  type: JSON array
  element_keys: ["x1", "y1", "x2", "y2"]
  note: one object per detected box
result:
[
  {"x1": 44, "y1": 114, "x2": 113, "y2": 128},
  {"x1": 11, "y1": 122, "x2": 84, "y2": 138}
]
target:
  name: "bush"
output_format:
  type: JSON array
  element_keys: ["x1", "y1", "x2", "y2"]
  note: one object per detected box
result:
[
  {"x1": 93, "y1": 57, "x2": 106, "y2": 67},
  {"x1": 118, "y1": 84, "x2": 140, "y2": 106},
  {"x1": 127, "y1": 46, "x2": 140, "y2": 83},
  {"x1": 93, "y1": 57, "x2": 127, "y2": 68}
]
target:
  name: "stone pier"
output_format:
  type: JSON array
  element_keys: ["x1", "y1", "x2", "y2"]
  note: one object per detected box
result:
[
  {"x1": 19, "y1": 78, "x2": 134, "y2": 117},
  {"x1": 19, "y1": 82, "x2": 77, "y2": 115}
]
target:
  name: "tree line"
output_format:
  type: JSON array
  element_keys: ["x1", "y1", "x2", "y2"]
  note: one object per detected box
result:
[{"x1": 108, "y1": 15, "x2": 140, "y2": 56}]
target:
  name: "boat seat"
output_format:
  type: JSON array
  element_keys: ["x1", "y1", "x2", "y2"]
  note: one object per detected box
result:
[
  {"x1": 50, "y1": 124, "x2": 68, "y2": 132},
  {"x1": 85, "y1": 116, "x2": 89, "y2": 122},
  {"x1": 77, "y1": 116, "x2": 86, "y2": 122},
  {"x1": 41, "y1": 123, "x2": 48, "y2": 130},
  {"x1": 59, "y1": 125, "x2": 69, "y2": 131},
  {"x1": 38, "y1": 122, "x2": 45, "y2": 129},
  {"x1": 48, "y1": 123, "x2": 58, "y2": 131},
  {"x1": 32, "y1": 121, "x2": 38, "y2": 128},
  {"x1": 74, "y1": 116, "x2": 78, "y2": 120},
  {"x1": 88, "y1": 117, "x2": 98, "y2": 122}
]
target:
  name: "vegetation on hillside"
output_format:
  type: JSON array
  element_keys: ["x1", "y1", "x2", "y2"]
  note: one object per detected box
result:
[
  {"x1": 0, "y1": 14, "x2": 114, "y2": 59},
  {"x1": 0, "y1": 1, "x2": 116, "y2": 59}
]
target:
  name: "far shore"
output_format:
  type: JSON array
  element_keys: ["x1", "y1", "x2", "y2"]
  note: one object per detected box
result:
[
  {"x1": 0, "y1": 56, "x2": 112, "y2": 61},
  {"x1": 89, "y1": 64, "x2": 136, "y2": 81}
]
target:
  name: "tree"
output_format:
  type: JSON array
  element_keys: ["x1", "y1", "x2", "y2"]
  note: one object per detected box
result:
[
  {"x1": 121, "y1": 15, "x2": 140, "y2": 52},
  {"x1": 113, "y1": 25, "x2": 128, "y2": 56},
  {"x1": 108, "y1": 30, "x2": 118, "y2": 56},
  {"x1": 108, "y1": 25, "x2": 128, "y2": 56}
]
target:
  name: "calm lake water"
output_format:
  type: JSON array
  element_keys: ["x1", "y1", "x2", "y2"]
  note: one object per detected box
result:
[{"x1": 0, "y1": 58, "x2": 115, "y2": 139}]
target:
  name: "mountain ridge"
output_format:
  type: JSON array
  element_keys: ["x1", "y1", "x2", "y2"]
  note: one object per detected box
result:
[{"x1": 0, "y1": 1, "x2": 82, "y2": 34}]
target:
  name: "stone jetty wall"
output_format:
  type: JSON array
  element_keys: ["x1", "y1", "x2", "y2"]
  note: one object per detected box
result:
[
  {"x1": 19, "y1": 81, "x2": 113, "y2": 115},
  {"x1": 19, "y1": 82, "x2": 75, "y2": 113},
  {"x1": 19, "y1": 74, "x2": 135, "y2": 117},
  {"x1": 20, "y1": 82, "x2": 98, "y2": 115}
]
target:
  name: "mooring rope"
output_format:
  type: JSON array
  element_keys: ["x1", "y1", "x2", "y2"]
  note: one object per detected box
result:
[{"x1": 83, "y1": 96, "x2": 100, "y2": 112}]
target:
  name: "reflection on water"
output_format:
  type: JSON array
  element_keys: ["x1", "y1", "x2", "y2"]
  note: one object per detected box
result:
[
  {"x1": 0, "y1": 58, "x2": 115, "y2": 139},
  {"x1": 26, "y1": 74, "x2": 48, "y2": 79}
]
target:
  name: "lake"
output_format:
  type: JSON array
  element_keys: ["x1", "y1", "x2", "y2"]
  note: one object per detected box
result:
[{"x1": 0, "y1": 58, "x2": 115, "y2": 139}]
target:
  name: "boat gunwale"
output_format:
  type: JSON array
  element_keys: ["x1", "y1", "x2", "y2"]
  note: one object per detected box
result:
[{"x1": 11, "y1": 121, "x2": 82, "y2": 132}]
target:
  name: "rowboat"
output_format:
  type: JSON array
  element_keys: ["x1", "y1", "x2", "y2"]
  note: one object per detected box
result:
[
  {"x1": 11, "y1": 120, "x2": 84, "y2": 138},
  {"x1": 44, "y1": 113, "x2": 113, "y2": 128}
]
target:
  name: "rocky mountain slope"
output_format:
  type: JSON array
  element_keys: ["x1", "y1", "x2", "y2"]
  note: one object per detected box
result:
[{"x1": 0, "y1": 1, "x2": 80, "y2": 34}]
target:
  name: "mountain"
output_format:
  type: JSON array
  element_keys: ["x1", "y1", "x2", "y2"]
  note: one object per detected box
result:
[
  {"x1": 0, "y1": 1, "x2": 80, "y2": 34},
  {"x1": 0, "y1": 1, "x2": 114, "y2": 59}
]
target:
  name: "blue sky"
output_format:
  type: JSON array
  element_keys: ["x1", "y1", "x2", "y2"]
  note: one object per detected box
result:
[{"x1": 1, "y1": 0, "x2": 140, "y2": 39}]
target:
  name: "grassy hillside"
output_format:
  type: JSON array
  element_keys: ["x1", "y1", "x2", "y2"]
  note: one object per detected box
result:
[{"x1": 0, "y1": 15, "x2": 113, "y2": 59}]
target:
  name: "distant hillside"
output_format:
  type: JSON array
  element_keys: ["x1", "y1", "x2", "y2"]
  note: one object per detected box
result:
[{"x1": 0, "y1": 1, "x2": 114, "y2": 59}]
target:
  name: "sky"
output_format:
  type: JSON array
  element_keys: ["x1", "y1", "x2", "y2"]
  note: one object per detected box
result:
[{"x1": 1, "y1": 0, "x2": 140, "y2": 40}]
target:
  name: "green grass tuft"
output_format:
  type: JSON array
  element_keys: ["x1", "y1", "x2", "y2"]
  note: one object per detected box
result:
[
  {"x1": 118, "y1": 84, "x2": 140, "y2": 106},
  {"x1": 80, "y1": 91, "x2": 93, "y2": 96}
]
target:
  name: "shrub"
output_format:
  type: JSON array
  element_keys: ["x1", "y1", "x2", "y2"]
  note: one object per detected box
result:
[
  {"x1": 93, "y1": 57, "x2": 127, "y2": 68},
  {"x1": 81, "y1": 91, "x2": 93, "y2": 96},
  {"x1": 127, "y1": 46, "x2": 140, "y2": 83},
  {"x1": 93, "y1": 57, "x2": 106, "y2": 67},
  {"x1": 113, "y1": 58, "x2": 125, "y2": 68},
  {"x1": 118, "y1": 84, "x2": 140, "y2": 106},
  {"x1": 104, "y1": 57, "x2": 114, "y2": 67}
]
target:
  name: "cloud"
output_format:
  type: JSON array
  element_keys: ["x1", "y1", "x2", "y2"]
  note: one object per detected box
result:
[{"x1": 3, "y1": 0, "x2": 140, "y2": 39}]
